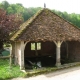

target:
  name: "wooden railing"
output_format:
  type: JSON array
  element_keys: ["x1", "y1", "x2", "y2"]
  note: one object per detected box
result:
[
  {"x1": 0, "y1": 47, "x2": 12, "y2": 68},
  {"x1": 0, "y1": 56, "x2": 10, "y2": 59}
]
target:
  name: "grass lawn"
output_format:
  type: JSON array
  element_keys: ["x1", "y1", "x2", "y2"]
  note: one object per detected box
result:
[
  {"x1": 0, "y1": 59, "x2": 25, "y2": 80},
  {"x1": 0, "y1": 58, "x2": 80, "y2": 80}
]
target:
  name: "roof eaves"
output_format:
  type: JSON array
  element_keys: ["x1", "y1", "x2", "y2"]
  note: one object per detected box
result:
[{"x1": 10, "y1": 8, "x2": 43, "y2": 41}]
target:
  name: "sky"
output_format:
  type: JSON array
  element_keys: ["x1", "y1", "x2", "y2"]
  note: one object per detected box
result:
[{"x1": 0, "y1": 0, "x2": 80, "y2": 14}]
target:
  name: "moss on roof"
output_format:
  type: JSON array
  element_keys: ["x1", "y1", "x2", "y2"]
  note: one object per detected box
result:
[
  {"x1": 10, "y1": 9, "x2": 43, "y2": 41},
  {"x1": 10, "y1": 8, "x2": 80, "y2": 42}
]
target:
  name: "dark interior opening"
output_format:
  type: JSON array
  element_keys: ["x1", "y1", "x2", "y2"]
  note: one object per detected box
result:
[
  {"x1": 24, "y1": 41, "x2": 56, "y2": 69},
  {"x1": 67, "y1": 41, "x2": 80, "y2": 62},
  {"x1": 61, "y1": 41, "x2": 68, "y2": 64},
  {"x1": 61, "y1": 41, "x2": 80, "y2": 64},
  {"x1": 24, "y1": 41, "x2": 80, "y2": 69}
]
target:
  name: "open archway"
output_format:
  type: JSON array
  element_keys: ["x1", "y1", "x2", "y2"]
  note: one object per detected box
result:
[
  {"x1": 24, "y1": 41, "x2": 56, "y2": 68},
  {"x1": 67, "y1": 41, "x2": 80, "y2": 62},
  {"x1": 61, "y1": 41, "x2": 80, "y2": 64}
]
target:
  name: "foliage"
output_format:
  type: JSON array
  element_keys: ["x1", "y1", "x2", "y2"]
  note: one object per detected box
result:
[
  {"x1": 0, "y1": 1, "x2": 41, "y2": 21},
  {"x1": 0, "y1": 59, "x2": 80, "y2": 79},
  {"x1": 52, "y1": 10, "x2": 80, "y2": 28},
  {"x1": 0, "y1": 59, "x2": 56, "y2": 79},
  {"x1": 0, "y1": 8, "x2": 24, "y2": 41},
  {"x1": 0, "y1": 59, "x2": 25, "y2": 80}
]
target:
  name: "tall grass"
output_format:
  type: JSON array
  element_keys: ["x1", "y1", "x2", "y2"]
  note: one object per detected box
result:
[{"x1": 0, "y1": 59, "x2": 25, "y2": 80}]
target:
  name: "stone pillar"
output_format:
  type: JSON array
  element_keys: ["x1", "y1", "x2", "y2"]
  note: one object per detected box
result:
[
  {"x1": 19, "y1": 41, "x2": 25, "y2": 70},
  {"x1": 54, "y1": 41, "x2": 62, "y2": 67}
]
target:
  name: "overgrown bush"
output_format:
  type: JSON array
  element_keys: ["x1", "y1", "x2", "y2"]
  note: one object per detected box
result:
[{"x1": 0, "y1": 59, "x2": 25, "y2": 80}]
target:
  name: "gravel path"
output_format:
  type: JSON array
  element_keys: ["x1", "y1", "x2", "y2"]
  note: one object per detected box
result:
[{"x1": 12, "y1": 66, "x2": 80, "y2": 80}]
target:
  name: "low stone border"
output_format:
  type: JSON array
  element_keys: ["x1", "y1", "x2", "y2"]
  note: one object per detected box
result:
[{"x1": 23, "y1": 62, "x2": 80, "y2": 78}]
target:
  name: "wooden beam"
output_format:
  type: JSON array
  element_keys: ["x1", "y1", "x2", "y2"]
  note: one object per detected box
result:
[
  {"x1": 0, "y1": 56, "x2": 10, "y2": 59},
  {"x1": 10, "y1": 47, "x2": 12, "y2": 68},
  {"x1": 14, "y1": 42, "x2": 17, "y2": 65},
  {"x1": 20, "y1": 41, "x2": 25, "y2": 70},
  {"x1": 35, "y1": 42, "x2": 38, "y2": 56},
  {"x1": 54, "y1": 41, "x2": 63, "y2": 67}
]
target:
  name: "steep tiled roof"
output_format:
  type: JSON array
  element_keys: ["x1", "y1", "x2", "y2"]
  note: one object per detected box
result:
[{"x1": 10, "y1": 8, "x2": 80, "y2": 42}]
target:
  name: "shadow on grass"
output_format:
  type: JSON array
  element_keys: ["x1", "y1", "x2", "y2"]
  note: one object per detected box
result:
[{"x1": 0, "y1": 78, "x2": 11, "y2": 80}]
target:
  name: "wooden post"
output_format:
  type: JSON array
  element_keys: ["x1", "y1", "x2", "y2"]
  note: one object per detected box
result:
[
  {"x1": 10, "y1": 47, "x2": 12, "y2": 68},
  {"x1": 12, "y1": 42, "x2": 15, "y2": 64},
  {"x1": 12, "y1": 42, "x2": 17, "y2": 65},
  {"x1": 35, "y1": 42, "x2": 38, "y2": 56},
  {"x1": 54, "y1": 41, "x2": 62, "y2": 67},
  {"x1": 14, "y1": 42, "x2": 17, "y2": 65}
]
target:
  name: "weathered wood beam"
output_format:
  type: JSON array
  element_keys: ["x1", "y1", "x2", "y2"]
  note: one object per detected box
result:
[
  {"x1": 14, "y1": 42, "x2": 17, "y2": 65},
  {"x1": 54, "y1": 41, "x2": 63, "y2": 67},
  {"x1": 35, "y1": 42, "x2": 38, "y2": 56},
  {"x1": 20, "y1": 41, "x2": 25, "y2": 70},
  {"x1": 0, "y1": 56, "x2": 10, "y2": 59},
  {"x1": 10, "y1": 47, "x2": 12, "y2": 68}
]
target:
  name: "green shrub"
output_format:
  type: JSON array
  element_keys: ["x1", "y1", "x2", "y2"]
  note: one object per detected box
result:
[{"x1": 0, "y1": 59, "x2": 25, "y2": 80}]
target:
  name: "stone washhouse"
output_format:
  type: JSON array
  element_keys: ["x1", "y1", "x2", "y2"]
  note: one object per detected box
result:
[{"x1": 10, "y1": 8, "x2": 80, "y2": 70}]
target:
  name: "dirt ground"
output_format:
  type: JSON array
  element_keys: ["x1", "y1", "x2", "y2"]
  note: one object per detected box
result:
[{"x1": 12, "y1": 66, "x2": 80, "y2": 80}]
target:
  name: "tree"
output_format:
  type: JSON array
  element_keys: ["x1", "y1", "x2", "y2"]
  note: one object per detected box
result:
[
  {"x1": 0, "y1": 8, "x2": 24, "y2": 41},
  {"x1": 1, "y1": 1, "x2": 9, "y2": 10}
]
